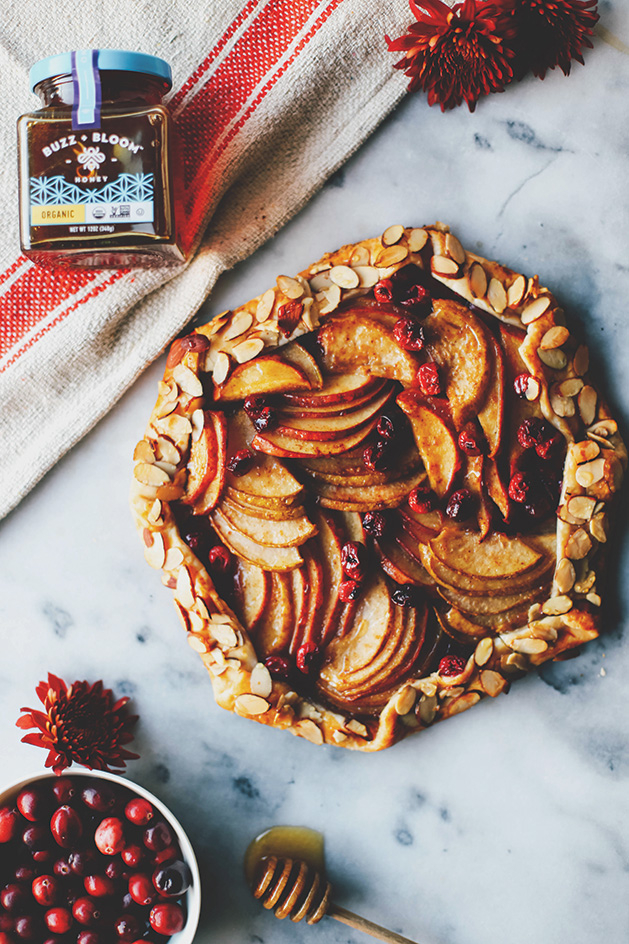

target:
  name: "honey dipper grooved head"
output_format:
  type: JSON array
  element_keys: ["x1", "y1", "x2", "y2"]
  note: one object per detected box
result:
[{"x1": 252, "y1": 855, "x2": 332, "y2": 924}]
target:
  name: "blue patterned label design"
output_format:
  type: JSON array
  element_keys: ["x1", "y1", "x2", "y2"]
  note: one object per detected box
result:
[{"x1": 30, "y1": 173, "x2": 155, "y2": 226}]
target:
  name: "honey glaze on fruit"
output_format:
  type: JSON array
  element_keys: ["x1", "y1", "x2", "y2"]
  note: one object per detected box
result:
[
  {"x1": 0, "y1": 776, "x2": 191, "y2": 941},
  {"x1": 244, "y1": 826, "x2": 325, "y2": 888},
  {"x1": 169, "y1": 261, "x2": 571, "y2": 725}
]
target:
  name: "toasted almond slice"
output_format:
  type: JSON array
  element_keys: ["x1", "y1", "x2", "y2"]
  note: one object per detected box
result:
[
  {"x1": 394, "y1": 686, "x2": 416, "y2": 716},
  {"x1": 134, "y1": 462, "x2": 171, "y2": 487},
  {"x1": 578, "y1": 386, "x2": 597, "y2": 426},
  {"x1": 574, "y1": 570, "x2": 596, "y2": 594},
  {"x1": 469, "y1": 262, "x2": 487, "y2": 299},
  {"x1": 155, "y1": 484, "x2": 184, "y2": 501},
  {"x1": 296, "y1": 719, "x2": 323, "y2": 743},
  {"x1": 487, "y1": 278, "x2": 507, "y2": 314},
  {"x1": 172, "y1": 364, "x2": 204, "y2": 397},
  {"x1": 445, "y1": 233, "x2": 465, "y2": 264},
  {"x1": 588, "y1": 419, "x2": 617, "y2": 439},
  {"x1": 431, "y1": 254, "x2": 459, "y2": 276},
  {"x1": 507, "y1": 275, "x2": 526, "y2": 308},
  {"x1": 154, "y1": 413, "x2": 193, "y2": 445},
  {"x1": 509, "y1": 637, "x2": 548, "y2": 655},
  {"x1": 330, "y1": 265, "x2": 359, "y2": 289},
  {"x1": 155, "y1": 437, "x2": 181, "y2": 465},
  {"x1": 210, "y1": 622, "x2": 238, "y2": 649},
  {"x1": 158, "y1": 378, "x2": 179, "y2": 400},
  {"x1": 445, "y1": 692, "x2": 481, "y2": 716},
  {"x1": 188, "y1": 634, "x2": 208, "y2": 653},
  {"x1": 575, "y1": 457, "x2": 606, "y2": 487},
  {"x1": 525, "y1": 377, "x2": 541, "y2": 401},
  {"x1": 418, "y1": 693, "x2": 437, "y2": 725},
  {"x1": 504, "y1": 652, "x2": 528, "y2": 671},
  {"x1": 559, "y1": 378, "x2": 584, "y2": 398},
  {"x1": 309, "y1": 271, "x2": 332, "y2": 293},
  {"x1": 567, "y1": 496, "x2": 596, "y2": 520},
  {"x1": 480, "y1": 670, "x2": 506, "y2": 697},
  {"x1": 475, "y1": 637, "x2": 493, "y2": 667},
  {"x1": 538, "y1": 348, "x2": 567, "y2": 370},
  {"x1": 542, "y1": 596, "x2": 573, "y2": 616},
  {"x1": 529, "y1": 620, "x2": 559, "y2": 642},
  {"x1": 224, "y1": 311, "x2": 254, "y2": 342},
  {"x1": 175, "y1": 565, "x2": 195, "y2": 609},
  {"x1": 147, "y1": 499, "x2": 163, "y2": 525},
  {"x1": 550, "y1": 392, "x2": 575, "y2": 417},
  {"x1": 317, "y1": 283, "x2": 342, "y2": 315},
  {"x1": 521, "y1": 295, "x2": 551, "y2": 324},
  {"x1": 236, "y1": 694, "x2": 270, "y2": 716},
  {"x1": 586, "y1": 592, "x2": 602, "y2": 606},
  {"x1": 376, "y1": 244, "x2": 408, "y2": 267},
  {"x1": 352, "y1": 265, "x2": 379, "y2": 288},
  {"x1": 134, "y1": 440, "x2": 155, "y2": 463},
  {"x1": 332, "y1": 730, "x2": 348, "y2": 743},
  {"x1": 277, "y1": 275, "x2": 304, "y2": 299},
  {"x1": 164, "y1": 547, "x2": 184, "y2": 571},
  {"x1": 589, "y1": 512, "x2": 608, "y2": 544},
  {"x1": 250, "y1": 663, "x2": 273, "y2": 698},
  {"x1": 154, "y1": 396, "x2": 179, "y2": 419},
  {"x1": 555, "y1": 558, "x2": 576, "y2": 594},
  {"x1": 190, "y1": 409, "x2": 205, "y2": 443},
  {"x1": 188, "y1": 610, "x2": 206, "y2": 634},
  {"x1": 540, "y1": 326, "x2": 570, "y2": 350},
  {"x1": 143, "y1": 532, "x2": 165, "y2": 569},
  {"x1": 408, "y1": 228, "x2": 428, "y2": 252},
  {"x1": 350, "y1": 245, "x2": 370, "y2": 265},
  {"x1": 573, "y1": 439, "x2": 600, "y2": 463},
  {"x1": 573, "y1": 344, "x2": 589, "y2": 375},
  {"x1": 154, "y1": 460, "x2": 177, "y2": 477},
  {"x1": 382, "y1": 224, "x2": 405, "y2": 246},
  {"x1": 346, "y1": 719, "x2": 368, "y2": 737},
  {"x1": 233, "y1": 337, "x2": 265, "y2": 363},
  {"x1": 256, "y1": 288, "x2": 276, "y2": 322},
  {"x1": 565, "y1": 528, "x2": 593, "y2": 560}
]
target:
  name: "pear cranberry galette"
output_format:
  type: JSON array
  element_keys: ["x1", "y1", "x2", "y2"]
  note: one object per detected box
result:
[{"x1": 131, "y1": 224, "x2": 625, "y2": 751}]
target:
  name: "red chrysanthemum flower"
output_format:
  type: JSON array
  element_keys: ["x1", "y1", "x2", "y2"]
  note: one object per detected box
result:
[
  {"x1": 386, "y1": 0, "x2": 515, "y2": 111},
  {"x1": 500, "y1": 0, "x2": 599, "y2": 78},
  {"x1": 17, "y1": 673, "x2": 139, "y2": 775}
]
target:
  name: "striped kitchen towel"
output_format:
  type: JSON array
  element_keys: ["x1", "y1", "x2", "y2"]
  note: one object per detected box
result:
[{"x1": 0, "y1": 0, "x2": 409, "y2": 519}]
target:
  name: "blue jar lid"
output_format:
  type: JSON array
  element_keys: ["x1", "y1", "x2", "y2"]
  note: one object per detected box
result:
[{"x1": 29, "y1": 49, "x2": 172, "y2": 92}]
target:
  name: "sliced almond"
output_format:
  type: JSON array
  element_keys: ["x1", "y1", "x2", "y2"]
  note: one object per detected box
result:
[
  {"x1": 538, "y1": 348, "x2": 567, "y2": 370},
  {"x1": 382, "y1": 224, "x2": 405, "y2": 246},
  {"x1": 191, "y1": 409, "x2": 205, "y2": 443},
  {"x1": 574, "y1": 569, "x2": 596, "y2": 594},
  {"x1": 376, "y1": 244, "x2": 408, "y2": 267},
  {"x1": 250, "y1": 663, "x2": 273, "y2": 698},
  {"x1": 350, "y1": 245, "x2": 370, "y2": 265},
  {"x1": 346, "y1": 719, "x2": 368, "y2": 737},
  {"x1": 172, "y1": 364, "x2": 204, "y2": 397},
  {"x1": 332, "y1": 730, "x2": 348, "y2": 743},
  {"x1": 408, "y1": 228, "x2": 428, "y2": 252},
  {"x1": 154, "y1": 413, "x2": 192, "y2": 445},
  {"x1": 155, "y1": 484, "x2": 184, "y2": 501},
  {"x1": 330, "y1": 265, "x2": 359, "y2": 289},
  {"x1": 296, "y1": 719, "x2": 323, "y2": 743},
  {"x1": 509, "y1": 637, "x2": 548, "y2": 655},
  {"x1": 573, "y1": 439, "x2": 600, "y2": 463},
  {"x1": 445, "y1": 233, "x2": 466, "y2": 264},
  {"x1": 550, "y1": 392, "x2": 575, "y2": 418},
  {"x1": 236, "y1": 694, "x2": 269, "y2": 716},
  {"x1": 555, "y1": 558, "x2": 576, "y2": 594},
  {"x1": 578, "y1": 386, "x2": 597, "y2": 426},
  {"x1": 147, "y1": 499, "x2": 163, "y2": 525},
  {"x1": 164, "y1": 547, "x2": 184, "y2": 571},
  {"x1": 277, "y1": 275, "x2": 304, "y2": 299},
  {"x1": 317, "y1": 283, "x2": 342, "y2": 315},
  {"x1": 233, "y1": 337, "x2": 265, "y2": 363},
  {"x1": 309, "y1": 271, "x2": 332, "y2": 293},
  {"x1": 154, "y1": 396, "x2": 179, "y2": 420},
  {"x1": 352, "y1": 265, "x2": 379, "y2": 288},
  {"x1": 155, "y1": 437, "x2": 181, "y2": 465},
  {"x1": 256, "y1": 288, "x2": 276, "y2": 322},
  {"x1": 480, "y1": 670, "x2": 506, "y2": 697},
  {"x1": 188, "y1": 610, "x2": 206, "y2": 634},
  {"x1": 158, "y1": 379, "x2": 179, "y2": 402},
  {"x1": 445, "y1": 692, "x2": 481, "y2": 716},
  {"x1": 525, "y1": 377, "x2": 541, "y2": 401},
  {"x1": 565, "y1": 528, "x2": 593, "y2": 560},
  {"x1": 134, "y1": 440, "x2": 155, "y2": 463},
  {"x1": 209, "y1": 622, "x2": 238, "y2": 650},
  {"x1": 588, "y1": 419, "x2": 617, "y2": 439},
  {"x1": 469, "y1": 262, "x2": 487, "y2": 299},
  {"x1": 542, "y1": 596, "x2": 573, "y2": 616},
  {"x1": 540, "y1": 326, "x2": 570, "y2": 350},
  {"x1": 567, "y1": 496, "x2": 596, "y2": 520},
  {"x1": 507, "y1": 275, "x2": 526, "y2": 308},
  {"x1": 559, "y1": 378, "x2": 584, "y2": 398},
  {"x1": 589, "y1": 512, "x2": 608, "y2": 544},
  {"x1": 224, "y1": 311, "x2": 254, "y2": 342},
  {"x1": 504, "y1": 653, "x2": 528, "y2": 671},
  {"x1": 188, "y1": 634, "x2": 208, "y2": 653},
  {"x1": 575, "y1": 457, "x2": 606, "y2": 487},
  {"x1": 586, "y1": 592, "x2": 601, "y2": 607},
  {"x1": 143, "y1": 531, "x2": 165, "y2": 569},
  {"x1": 417, "y1": 693, "x2": 437, "y2": 725},
  {"x1": 431, "y1": 255, "x2": 459, "y2": 277},
  {"x1": 134, "y1": 462, "x2": 171, "y2": 487},
  {"x1": 487, "y1": 278, "x2": 508, "y2": 314},
  {"x1": 474, "y1": 637, "x2": 493, "y2": 667},
  {"x1": 573, "y1": 344, "x2": 589, "y2": 375},
  {"x1": 394, "y1": 686, "x2": 416, "y2": 716},
  {"x1": 175, "y1": 565, "x2": 195, "y2": 609},
  {"x1": 528, "y1": 620, "x2": 559, "y2": 642},
  {"x1": 521, "y1": 296, "x2": 551, "y2": 325}
]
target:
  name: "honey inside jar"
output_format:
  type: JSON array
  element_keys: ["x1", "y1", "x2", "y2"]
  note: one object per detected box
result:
[{"x1": 18, "y1": 49, "x2": 184, "y2": 268}]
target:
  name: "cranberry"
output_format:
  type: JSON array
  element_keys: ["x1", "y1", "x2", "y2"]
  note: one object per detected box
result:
[
  {"x1": 17, "y1": 788, "x2": 49, "y2": 823},
  {"x1": 375, "y1": 414, "x2": 402, "y2": 441},
  {"x1": 14, "y1": 866, "x2": 36, "y2": 883},
  {"x1": 445, "y1": 489, "x2": 474, "y2": 521},
  {"x1": 416, "y1": 362, "x2": 442, "y2": 397},
  {"x1": 53, "y1": 857, "x2": 72, "y2": 878},
  {"x1": 296, "y1": 643, "x2": 320, "y2": 675},
  {"x1": 0, "y1": 934, "x2": 13, "y2": 944},
  {"x1": 51, "y1": 779, "x2": 76, "y2": 806},
  {"x1": 104, "y1": 861, "x2": 124, "y2": 881},
  {"x1": 208, "y1": 545, "x2": 232, "y2": 575},
  {"x1": 408, "y1": 484, "x2": 436, "y2": 514},
  {"x1": 83, "y1": 876, "x2": 114, "y2": 898},
  {"x1": 81, "y1": 784, "x2": 117, "y2": 814},
  {"x1": 114, "y1": 914, "x2": 141, "y2": 942},
  {"x1": 226, "y1": 449, "x2": 255, "y2": 476},
  {"x1": 244, "y1": 394, "x2": 272, "y2": 418},
  {"x1": 44, "y1": 908, "x2": 72, "y2": 935},
  {"x1": 393, "y1": 317, "x2": 425, "y2": 351},
  {"x1": 438, "y1": 655, "x2": 467, "y2": 677},
  {"x1": 1, "y1": 884, "x2": 29, "y2": 912},
  {"x1": 0, "y1": 807, "x2": 20, "y2": 843},
  {"x1": 68, "y1": 851, "x2": 96, "y2": 876},
  {"x1": 399, "y1": 282, "x2": 431, "y2": 312},
  {"x1": 458, "y1": 422, "x2": 485, "y2": 456},
  {"x1": 94, "y1": 818, "x2": 125, "y2": 856},
  {"x1": 252, "y1": 407, "x2": 276, "y2": 432},
  {"x1": 340, "y1": 542, "x2": 367, "y2": 581},
  {"x1": 535, "y1": 434, "x2": 562, "y2": 461},
  {"x1": 264, "y1": 655, "x2": 292, "y2": 680},
  {"x1": 22, "y1": 825, "x2": 50, "y2": 854},
  {"x1": 153, "y1": 847, "x2": 178, "y2": 866},
  {"x1": 339, "y1": 579, "x2": 361, "y2": 602},
  {"x1": 124, "y1": 798, "x2": 155, "y2": 827},
  {"x1": 508, "y1": 472, "x2": 532, "y2": 503},
  {"x1": 362, "y1": 440, "x2": 390, "y2": 471},
  {"x1": 150, "y1": 903, "x2": 184, "y2": 937},
  {"x1": 72, "y1": 898, "x2": 102, "y2": 927},
  {"x1": 391, "y1": 584, "x2": 417, "y2": 607},
  {"x1": 128, "y1": 874, "x2": 157, "y2": 907},
  {"x1": 513, "y1": 373, "x2": 532, "y2": 398},
  {"x1": 13, "y1": 916, "x2": 41, "y2": 941},
  {"x1": 121, "y1": 845, "x2": 144, "y2": 869},
  {"x1": 517, "y1": 417, "x2": 547, "y2": 450},
  {"x1": 32, "y1": 876, "x2": 58, "y2": 907},
  {"x1": 77, "y1": 933, "x2": 100, "y2": 944},
  {"x1": 362, "y1": 511, "x2": 387, "y2": 539},
  {"x1": 152, "y1": 860, "x2": 191, "y2": 897},
  {"x1": 373, "y1": 278, "x2": 394, "y2": 303},
  {"x1": 143, "y1": 823, "x2": 174, "y2": 854},
  {"x1": 50, "y1": 807, "x2": 83, "y2": 849}
]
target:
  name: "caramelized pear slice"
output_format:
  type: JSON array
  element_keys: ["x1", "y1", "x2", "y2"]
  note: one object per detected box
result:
[
  {"x1": 275, "y1": 387, "x2": 394, "y2": 440},
  {"x1": 233, "y1": 560, "x2": 271, "y2": 634},
  {"x1": 431, "y1": 528, "x2": 542, "y2": 579},
  {"x1": 215, "y1": 355, "x2": 311, "y2": 401},
  {"x1": 313, "y1": 467, "x2": 427, "y2": 512},
  {"x1": 218, "y1": 499, "x2": 317, "y2": 548},
  {"x1": 281, "y1": 342, "x2": 323, "y2": 389},
  {"x1": 211, "y1": 507, "x2": 303, "y2": 571},
  {"x1": 397, "y1": 391, "x2": 461, "y2": 497},
  {"x1": 183, "y1": 411, "x2": 227, "y2": 513},
  {"x1": 255, "y1": 572, "x2": 295, "y2": 657},
  {"x1": 281, "y1": 373, "x2": 382, "y2": 407},
  {"x1": 252, "y1": 414, "x2": 380, "y2": 458},
  {"x1": 317, "y1": 310, "x2": 420, "y2": 386}
]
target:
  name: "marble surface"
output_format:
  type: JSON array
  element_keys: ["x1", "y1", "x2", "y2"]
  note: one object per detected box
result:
[{"x1": 2, "y1": 9, "x2": 629, "y2": 944}]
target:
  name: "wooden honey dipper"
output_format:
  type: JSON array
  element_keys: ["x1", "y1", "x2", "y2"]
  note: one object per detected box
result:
[{"x1": 252, "y1": 853, "x2": 420, "y2": 944}]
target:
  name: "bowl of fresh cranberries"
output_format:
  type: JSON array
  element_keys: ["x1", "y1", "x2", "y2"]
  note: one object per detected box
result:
[{"x1": 0, "y1": 770, "x2": 201, "y2": 944}]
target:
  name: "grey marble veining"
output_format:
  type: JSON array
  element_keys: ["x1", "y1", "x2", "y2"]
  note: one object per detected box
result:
[{"x1": 2, "y1": 11, "x2": 629, "y2": 944}]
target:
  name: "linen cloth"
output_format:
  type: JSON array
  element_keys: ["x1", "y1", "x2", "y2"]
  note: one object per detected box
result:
[{"x1": 0, "y1": 0, "x2": 410, "y2": 520}]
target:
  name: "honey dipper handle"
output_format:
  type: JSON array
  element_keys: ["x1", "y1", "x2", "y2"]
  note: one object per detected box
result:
[{"x1": 328, "y1": 903, "x2": 420, "y2": 944}]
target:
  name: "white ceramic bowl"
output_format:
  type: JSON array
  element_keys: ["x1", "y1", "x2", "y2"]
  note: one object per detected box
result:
[{"x1": 0, "y1": 769, "x2": 201, "y2": 944}]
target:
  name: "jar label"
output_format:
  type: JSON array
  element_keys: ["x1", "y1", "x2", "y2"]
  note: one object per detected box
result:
[{"x1": 30, "y1": 174, "x2": 155, "y2": 226}]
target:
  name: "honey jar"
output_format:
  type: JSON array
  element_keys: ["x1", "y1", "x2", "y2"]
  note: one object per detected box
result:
[{"x1": 18, "y1": 49, "x2": 184, "y2": 268}]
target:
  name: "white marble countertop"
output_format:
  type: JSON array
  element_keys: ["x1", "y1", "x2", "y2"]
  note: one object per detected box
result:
[{"x1": 2, "y1": 8, "x2": 629, "y2": 944}]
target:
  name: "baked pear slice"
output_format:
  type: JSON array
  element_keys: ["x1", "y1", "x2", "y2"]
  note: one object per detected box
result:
[
  {"x1": 215, "y1": 354, "x2": 311, "y2": 401},
  {"x1": 317, "y1": 309, "x2": 420, "y2": 386},
  {"x1": 396, "y1": 391, "x2": 461, "y2": 497}
]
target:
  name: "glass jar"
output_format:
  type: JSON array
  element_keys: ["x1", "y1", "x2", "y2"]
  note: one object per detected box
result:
[{"x1": 18, "y1": 49, "x2": 184, "y2": 268}]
